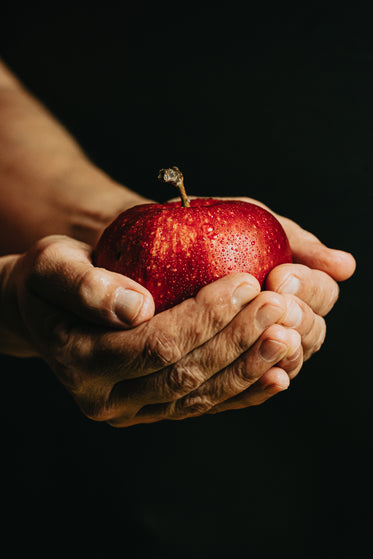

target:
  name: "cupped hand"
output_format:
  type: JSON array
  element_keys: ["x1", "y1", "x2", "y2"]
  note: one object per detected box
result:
[
  {"x1": 192, "y1": 195, "x2": 356, "y2": 415},
  {"x1": 231, "y1": 196, "x2": 356, "y2": 311},
  {"x1": 2, "y1": 235, "x2": 325, "y2": 426},
  {"x1": 145, "y1": 193, "x2": 356, "y2": 419}
]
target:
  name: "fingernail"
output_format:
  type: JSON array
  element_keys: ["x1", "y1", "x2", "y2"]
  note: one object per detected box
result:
[
  {"x1": 114, "y1": 287, "x2": 143, "y2": 324},
  {"x1": 232, "y1": 282, "x2": 257, "y2": 307},
  {"x1": 260, "y1": 339, "x2": 287, "y2": 362},
  {"x1": 285, "y1": 300, "x2": 303, "y2": 327},
  {"x1": 277, "y1": 275, "x2": 300, "y2": 295},
  {"x1": 255, "y1": 303, "x2": 284, "y2": 330}
]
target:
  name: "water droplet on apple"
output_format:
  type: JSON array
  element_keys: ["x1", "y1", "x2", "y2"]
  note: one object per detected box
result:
[{"x1": 202, "y1": 223, "x2": 215, "y2": 236}]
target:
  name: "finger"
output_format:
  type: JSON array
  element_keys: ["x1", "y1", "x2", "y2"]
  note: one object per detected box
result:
[
  {"x1": 22, "y1": 235, "x2": 155, "y2": 328},
  {"x1": 299, "y1": 312, "x2": 326, "y2": 361},
  {"x1": 274, "y1": 292, "x2": 327, "y2": 359},
  {"x1": 172, "y1": 325, "x2": 301, "y2": 417},
  {"x1": 266, "y1": 263, "x2": 340, "y2": 316},
  {"x1": 112, "y1": 272, "x2": 260, "y2": 378},
  {"x1": 108, "y1": 289, "x2": 317, "y2": 417},
  {"x1": 19, "y1": 269, "x2": 260, "y2": 405},
  {"x1": 204, "y1": 197, "x2": 356, "y2": 282},
  {"x1": 16, "y1": 282, "x2": 108, "y2": 390},
  {"x1": 107, "y1": 290, "x2": 289, "y2": 412},
  {"x1": 17, "y1": 286, "x2": 138, "y2": 424},
  {"x1": 88, "y1": 272, "x2": 260, "y2": 417},
  {"x1": 111, "y1": 325, "x2": 301, "y2": 426},
  {"x1": 208, "y1": 367, "x2": 291, "y2": 413},
  {"x1": 277, "y1": 217, "x2": 356, "y2": 282}
]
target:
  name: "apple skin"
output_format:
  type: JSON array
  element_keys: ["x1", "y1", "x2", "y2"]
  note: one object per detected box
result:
[{"x1": 93, "y1": 199, "x2": 292, "y2": 313}]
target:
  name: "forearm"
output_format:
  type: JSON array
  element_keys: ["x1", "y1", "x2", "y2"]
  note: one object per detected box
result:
[{"x1": 0, "y1": 59, "x2": 151, "y2": 255}]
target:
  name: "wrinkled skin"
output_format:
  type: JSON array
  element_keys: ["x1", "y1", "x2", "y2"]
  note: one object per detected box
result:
[
  {"x1": 1, "y1": 196, "x2": 354, "y2": 427},
  {"x1": 0, "y1": 59, "x2": 356, "y2": 427}
]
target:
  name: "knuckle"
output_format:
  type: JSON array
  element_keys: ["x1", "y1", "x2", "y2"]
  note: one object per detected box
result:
[
  {"x1": 279, "y1": 269, "x2": 297, "y2": 288},
  {"x1": 303, "y1": 316, "x2": 326, "y2": 360},
  {"x1": 283, "y1": 348, "x2": 303, "y2": 379},
  {"x1": 314, "y1": 317, "x2": 327, "y2": 352},
  {"x1": 289, "y1": 327, "x2": 302, "y2": 347},
  {"x1": 197, "y1": 297, "x2": 228, "y2": 333},
  {"x1": 144, "y1": 332, "x2": 182, "y2": 368},
  {"x1": 31, "y1": 236, "x2": 64, "y2": 269},
  {"x1": 255, "y1": 292, "x2": 287, "y2": 322},
  {"x1": 231, "y1": 293, "x2": 286, "y2": 354},
  {"x1": 75, "y1": 268, "x2": 117, "y2": 321},
  {"x1": 76, "y1": 267, "x2": 100, "y2": 301},
  {"x1": 230, "y1": 316, "x2": 253, "y2": 354},
  {"x1": 196, "y1": 279, "x2": 247, "y2": 329},
  {"x1": 42, "y1": 316, "x2": 81, "y2": 367},
  {"x1": 270, "y1": 265, "x2": 303, "y2": 294},
  {"x1": 232, "y1": 359, "x2": 257, "y2": 386},
  {"x1": 315, "y1": 272, "x2": 339, "y2": 315},
  {"x1": 262, "y1": 324, "x2": 301, "y2": 354},
  {"x1": 25, "y1": 237, "x2": 63, "y2": 286},
  {"x1": 166, "y1": 363, "x2": 201, "y2": 397},
  {"x1": 44, "y1": 314, "x2": 71, "y2": 347},
  {"x1": 256, "y1": 290, "x2": 285, "y2": 309},
  {"x1": 48, "y1": 320, "x2": 82, "y2": 365},
  {"x1": 262, "y1": 323, "x2": 288, "y2": 342},
  {"x1": 175, "y1": 395, "x2": 213, "y2": 418},
  {"x1": 76, "y1": 267, "x2": 112, "y2": 308},
  {"x1": 315, "y1": 273, "x2": 340, "y2": 316}
]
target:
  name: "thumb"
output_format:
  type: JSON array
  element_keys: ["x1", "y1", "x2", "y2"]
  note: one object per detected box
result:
[
  {"x1": 23, "y1": 235, "x2": 155, "y2": 328},
  {"x1": 279, "y1": 217, "x2": 356, "y2": 282}
]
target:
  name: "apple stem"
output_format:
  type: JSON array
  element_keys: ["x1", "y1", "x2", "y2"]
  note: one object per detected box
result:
[{"x1": 158, "y1": 166, "x2": 190, "y2": 207}]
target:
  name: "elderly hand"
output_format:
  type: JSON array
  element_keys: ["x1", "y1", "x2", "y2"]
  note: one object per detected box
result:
[
  {"x1": 0, "y1": 235, "x2": 327, "y2": 426},
  {"x1": 197, "y1": 195, "x2": 356, "y2": 414},
  {"x1": 231, "y1": 195, "x2": 355, "y2": 295}
]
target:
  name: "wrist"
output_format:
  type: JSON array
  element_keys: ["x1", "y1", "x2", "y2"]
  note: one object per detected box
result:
[{"x1": 0, "y1": 154, "x2": 154, "y2": 254}]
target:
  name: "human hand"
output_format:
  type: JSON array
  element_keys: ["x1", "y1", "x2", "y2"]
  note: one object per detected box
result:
[
  {"x1": 187, "y1": 195, "x2": 355, "y2": 415},
  {"x1": 230, "y1": 195, "x2": 356, "y2": 306},
  {"x1": 166, "y1": 193, "x2": 355, "y2": 313},
  {"x1": 0, "y1": 235, "x2": 325, "y2": 426},
  {"x1": 157, "y1": 193, "x2": 356, "y2": 415}
]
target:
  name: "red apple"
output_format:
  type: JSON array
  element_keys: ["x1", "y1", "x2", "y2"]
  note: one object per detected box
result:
[{"x1": 94, "y1": 168, "x2": 292, "y2": 313}]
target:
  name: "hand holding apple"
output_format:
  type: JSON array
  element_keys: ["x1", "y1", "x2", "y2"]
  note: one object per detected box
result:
[
  {"x1": 0, "y1": 56, "x2": 356, "y2": 425},
  {"x1": 0, "y1": 169, "x2": 354, "y2": 426},
  {"x1": 208, "y1": 194, "x2": 356, "y2": 317},
  {"x1": 0, "y1": 234, "x2": 327, "y2": 426}
]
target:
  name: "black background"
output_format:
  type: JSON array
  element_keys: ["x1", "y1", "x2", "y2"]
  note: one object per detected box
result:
[{"x1": 1, "y1": 3, "x2": 371, "y2": 558}]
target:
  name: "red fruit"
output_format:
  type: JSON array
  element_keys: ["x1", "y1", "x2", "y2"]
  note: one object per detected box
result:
[{"x1": 94, "y1": 168, "x2": 292, "y2": 313}]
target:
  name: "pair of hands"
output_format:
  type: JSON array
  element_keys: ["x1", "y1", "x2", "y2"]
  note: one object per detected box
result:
[{"x1": 3, "y1": 197, "x2": 355, "y2": 427}]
